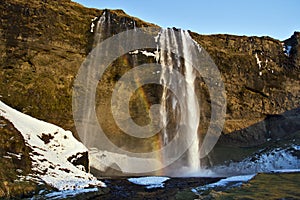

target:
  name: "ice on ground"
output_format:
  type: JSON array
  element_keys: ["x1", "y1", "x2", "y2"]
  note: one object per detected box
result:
[
  {"x1": 0, "y1": 101, "x2": 105, "y2": 190},
  {"x1": 271, "y1": 169, "x2": 300, "y2": 173},
  {"x1": 38, "y1": 188, "x2": 98, "y2": 200},
  {"x1": 292, "y1": 144, "x2": 300, "y2": 150},
  {"x1": 192, "y1": 174, "x2": 256, "y2": 194},
  {"x1": 128, "y1": 176, "x2": 170, "y2": 189},
  {"x1": 210, "y1": 145, "x2": 300, "y2": 176},
  {"x1": 207, "y1": 174, "x2": 256, "y2": 187}
]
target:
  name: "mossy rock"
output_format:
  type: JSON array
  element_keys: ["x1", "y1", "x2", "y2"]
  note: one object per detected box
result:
[
  {"x1": 175, "y1": 189, "x2": 198, "y2": 200},
  {"x1": 0, "y1": 117, "x2": 39, "y2": 198}
]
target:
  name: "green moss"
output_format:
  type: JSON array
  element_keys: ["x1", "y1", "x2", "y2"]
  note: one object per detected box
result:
[
  {"x1": 210, "y1": 173, "x2": 300, "y2": 200},
  {"x1": 175, "y1": 189, "x2": 198, "y2": 200},
  {"x1": 0, "y1": 117, "x2": 39, "y2": 198}
]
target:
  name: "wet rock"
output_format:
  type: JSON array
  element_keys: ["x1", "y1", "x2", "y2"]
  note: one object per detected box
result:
[{"x1": 67, "y1": 151, "x2": 89, "y2": 172}]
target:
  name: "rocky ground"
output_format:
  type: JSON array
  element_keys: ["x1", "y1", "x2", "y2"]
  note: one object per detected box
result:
[
  {"x1": 96, "y1": 177, "x2": 221, "y2": 200},
  {"x1": 28, "y1": 173, "x2": 300, "y2": 200}
]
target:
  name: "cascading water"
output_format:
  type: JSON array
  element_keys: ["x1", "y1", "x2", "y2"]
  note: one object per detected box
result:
[
  {"x1": 157, "y1": 28, "x2": 201, "y2": 172},
  {"x1": 81, "y1": 12, "x2": 107, "y2": 145},
  {"x1": 77, "y1": 11, "x2": 204, "y2": 175},
  {"x1": 94, "y1": 13, "x2": 107, "y2": 44}
]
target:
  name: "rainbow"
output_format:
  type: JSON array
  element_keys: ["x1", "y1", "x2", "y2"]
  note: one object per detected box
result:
[
  {"x1": 133, "y1": 72, "x2": 165, "y2": 175},
  {"x1": 119, "y1": 54, "x2": 165, "y2": 175}
]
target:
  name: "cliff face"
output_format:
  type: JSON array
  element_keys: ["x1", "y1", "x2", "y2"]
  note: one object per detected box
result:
[
  {"x1": 0, "y1": 0, "x2": 299, "y2": 171},
  {"x1": 285, "y1": 32, "x2": 300, "y2": 68},
  {"x1": 1, "y1": 0, "x2": 93, "y2": 133},
  {"x1": 191, "y1": 33, "x2": 300, "y2": 146},
  {"x1": 0, "y1": 0, "x2": 155, "y2": 135}
]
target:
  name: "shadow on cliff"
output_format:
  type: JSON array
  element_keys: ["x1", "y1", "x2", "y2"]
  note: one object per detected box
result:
[
  {"x1": 201, "y1": 107, "x2": 300, "y2": 168},
  {"x1": 218, "y1": 106, "x2": 300, "y2": 147}
]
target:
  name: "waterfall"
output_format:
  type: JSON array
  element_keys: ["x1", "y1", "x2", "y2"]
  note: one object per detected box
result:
[
  {"x1": 93, "y1": 12, "x2": 107, "y2": 45},
  {"x1": 158, "y1": 28, "x2": 201, "y2": 172},
  {"x1": 81, "y1": 11, "x2": 107, "y2": 146},
  {"x1": 77, "y1": 11, "x2": 203, "y2": 174}
]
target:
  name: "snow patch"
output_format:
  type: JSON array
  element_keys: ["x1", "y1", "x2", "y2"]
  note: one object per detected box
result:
[
  {"x1": 271, "y1": 169, "x2": 300, "y2": 173},
  {"x1": 3, "y1": 155, "x2": 12, "y2": 159},
  {"x1": 90, "y1": 17, "x2": 98, "y2": 33},
  {"x1": 128, "y1": 176, "x2": 170, "y2": 189},
  {"x1": 152, "y1": 70, "x2": 160, "y2": 75},
  {"x1": 210, "y1": 145, "x2": 300, "y2": 176},
  {"x1": 7, "y1": 152, "x2": 22, "y2": 159},
  {"x1": 43, "y1": 188, "x2": 98, "y2": 200},
  {"x1": 192, "y1": 174, "x2": 255, "y2": 194},
  {"x1": 129, "y1": 50, "x2": 139, "y2": 54},
  {"x1": 141, "y1": 50, "x2": 156, "y2": 57},
  {"x1": 292, "y1": 145, "x2": 300, "y2": 150},
  {"x1": 90, "y1": 22, "x2": 95, "y2": 33},
  {"x1": 283, "y1": 45, "x2": 292, "y2": 56},
  {"x1": 129, "y1": 50, "x2": 157, "y2": 57},
  {"x1": 0, "y1": 101, "x2": 105, "y2": 190},
  {"x1": 255, "y1": 53, "x2": 262, "y2": 69}
]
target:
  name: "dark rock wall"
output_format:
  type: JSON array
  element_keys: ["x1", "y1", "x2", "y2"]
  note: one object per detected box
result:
[{"x1": 285, "y1": 32, "x2": 300, "y2": 69}]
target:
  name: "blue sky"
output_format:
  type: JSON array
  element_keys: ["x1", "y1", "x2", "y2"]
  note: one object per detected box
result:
[{"x1": 73, "y1": 0, "x2": 299, "y2": 40}]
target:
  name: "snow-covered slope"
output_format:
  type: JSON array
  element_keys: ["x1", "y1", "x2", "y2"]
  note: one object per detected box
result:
[
  {"x1": 0, "y1": 101, "x2": 105, "y2": 190},
  {"x1": 210, "y1": 145, "x2": 300, "y2": 176}
]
